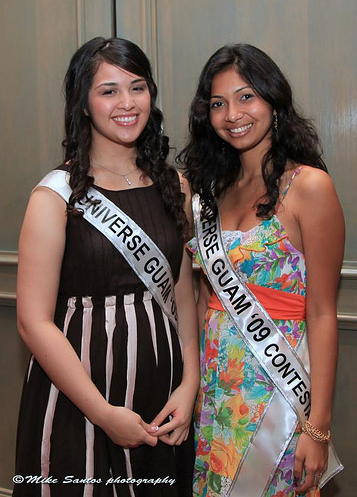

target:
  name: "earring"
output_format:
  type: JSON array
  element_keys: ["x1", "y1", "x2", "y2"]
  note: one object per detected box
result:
[
  {"x1": 221, "y1": 141, "x2": 226, "y2": 156},
  {"x1": 273, "y1": 112, "x2": 278, "y2": 131}
]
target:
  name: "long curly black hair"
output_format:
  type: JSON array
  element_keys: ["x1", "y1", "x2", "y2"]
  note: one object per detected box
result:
[
  {"x1": 62, "y1": 37, "x2": 187, "y2": 235},
  {"x1": 179, "y1": 43, "x2": 327, "y2": 220}
]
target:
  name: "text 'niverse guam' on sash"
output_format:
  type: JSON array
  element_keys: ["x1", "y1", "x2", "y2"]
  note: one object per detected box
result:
[
  {"x1": 86, "y1": 197, "x2": 175, "y2": 309},
  {"x1": 35, "y1": 170, "x2": 178, "y2": 328}
]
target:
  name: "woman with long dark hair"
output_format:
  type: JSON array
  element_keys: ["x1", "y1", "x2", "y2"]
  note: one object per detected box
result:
[
  {"x1": 180, "y1": 44, "x2": 344, "y2": 496},
  {"x1": 14, "y1": 37, "x2": 198, "y2": 497}
]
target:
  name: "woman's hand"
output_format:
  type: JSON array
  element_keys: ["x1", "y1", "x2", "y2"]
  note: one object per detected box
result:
[
  {"x1": 149, "y1": 383, "x2": 196, "y2": 445},
  {"x1": 294, "y1": 433, "x2": 328, "y2": 494},
  {"x1": 98, "y1": 405, "x2": 159, "y2": 448}
]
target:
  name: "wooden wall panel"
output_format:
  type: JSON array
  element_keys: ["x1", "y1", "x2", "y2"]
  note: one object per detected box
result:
[
  {"x1": 324, "y1": 327, "x2": 357, "y2": 496},
  {"x1": 306, "y1": 0, "x2": 357, "y2": 262},
  {"x1": 0, "y1": 306, "x2": 28, "y2": 491},
  {"x1": 115, "y1": 0, "x2": 158, "y2": 67},
  {"x1": 0, "y1": 0, "x2": 77, "y2": 252}
]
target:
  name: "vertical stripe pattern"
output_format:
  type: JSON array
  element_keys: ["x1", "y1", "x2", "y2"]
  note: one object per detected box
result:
[
  {"x1": 163, "y1": 314, "x2": 174, "y2": 397},
  {"x1": 123, "y1": 293, "x2": 138, "y2": 497},
  {"x1": 105, "y1": 296, "x2": 117, "y2": 400},
  {"x1": 40, "y1": 297, "x2": 76, "y2": 497},
  {"x1": 19, "y1": 292, "x2": 184, "y2": 497},
  {"x1": 26, "y1": 356, "x2": 34, "y2": 383},
  {"x1": 82, "y1": 297, "x2": 94, "y2": 497},
  {"x1": 143, "y1": 291, "x2": 158, "y2": 366},
  {"x1": 123, "y1": 294, "x2": 138, "y2": 411}
]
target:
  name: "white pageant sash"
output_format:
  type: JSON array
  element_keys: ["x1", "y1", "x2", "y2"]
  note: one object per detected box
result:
[
  {"x1": 192, "y1": 194, "x2": 342, "y2": 496},
  {"x1": 36, "y1": 169, "x2": 178, "y2": 329}
]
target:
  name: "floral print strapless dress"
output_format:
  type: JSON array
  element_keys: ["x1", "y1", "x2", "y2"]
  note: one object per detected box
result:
[{"x1": 188, "y1": 173, "x2": 319, "y2": 497}]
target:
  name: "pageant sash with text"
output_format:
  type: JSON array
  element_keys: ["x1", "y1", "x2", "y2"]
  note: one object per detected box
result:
[{"x1": 36, "y1": 169, "x2": 178, "y2": 329}]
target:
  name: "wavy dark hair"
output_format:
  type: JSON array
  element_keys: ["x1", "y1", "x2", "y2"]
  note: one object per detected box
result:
[
  {"x1": 62, "y1": 37, "x2": 186, "y2": 235},
  {"x1": 179, "y1": 43, "x2": 327, "y2": 219}
]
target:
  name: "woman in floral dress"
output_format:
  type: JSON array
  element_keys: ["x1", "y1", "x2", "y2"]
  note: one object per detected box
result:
[{"x1": 180, "y1": 44, "x2": 344, "y2": 496}]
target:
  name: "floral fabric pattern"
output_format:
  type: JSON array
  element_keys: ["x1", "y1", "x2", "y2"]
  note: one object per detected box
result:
[{"x1": 188, "y1": 217, "x2": 319, "y2": 497}]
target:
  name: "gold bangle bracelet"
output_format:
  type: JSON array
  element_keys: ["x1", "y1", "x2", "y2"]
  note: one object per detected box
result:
[{"x1": 302, "y1": 420, "x2": 331, "y2": 443}]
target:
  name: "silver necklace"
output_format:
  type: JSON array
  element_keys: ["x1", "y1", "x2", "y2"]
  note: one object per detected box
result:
[{"x1": 91, "y1": 160, "x2": 137, "y2": 186}]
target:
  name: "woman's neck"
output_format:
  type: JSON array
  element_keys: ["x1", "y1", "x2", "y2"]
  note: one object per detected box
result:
[
  {"x1": 90, "y1": 145, "x2": 137, "y2": 174},
  {"x1": 90, "y1": 125, "x2": 141, "y2": 167},
  {"x1": 238, "y1": 142, "x2": 270, "y2": 181}
]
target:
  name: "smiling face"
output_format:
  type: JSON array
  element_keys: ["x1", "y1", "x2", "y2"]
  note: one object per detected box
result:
[
  {"x1": 209, "y1": 67, "x2": 274, "y2": 158},
  {"x1": 86, "y1": 61, "x2": 151, "y2": 153}
]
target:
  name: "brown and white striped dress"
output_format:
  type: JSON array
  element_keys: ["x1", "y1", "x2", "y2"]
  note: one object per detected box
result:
[{"x1": 14, "y1": 174, "x2": 194, "y2": 497}]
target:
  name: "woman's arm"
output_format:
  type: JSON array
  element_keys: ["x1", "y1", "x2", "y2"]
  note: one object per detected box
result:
[
  {"x1": 150, "y1": 175, "x2": 200, "y2": 444},
  {"x1": 17, "y1": 187, "x2": 158, "y2": 448},
  {"x1": 291, "y1": 168, "x2": 345, "y2": 493}
]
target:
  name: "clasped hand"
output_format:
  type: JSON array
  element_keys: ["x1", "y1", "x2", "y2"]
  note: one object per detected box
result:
[
  {"x1": 100, "y1": 383, "x2": 195, "y2": 448},
  {"x1": 149, "y1": 383, "x2": 196, "y2": 446},
  {"x1": 100, "y1": 405, "x2": 159, "y2": 448}
]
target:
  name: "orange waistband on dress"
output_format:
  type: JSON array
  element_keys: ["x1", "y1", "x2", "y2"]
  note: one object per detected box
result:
[{"x1": 208, "y1": 282, "x2": 306, "y2": 321}]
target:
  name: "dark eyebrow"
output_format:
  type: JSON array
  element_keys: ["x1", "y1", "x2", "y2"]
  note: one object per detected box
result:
[
  {"x1": 131, "y1": 78, "x2": 146, "y2": 84},
  {"x1": 95, "y1": 78, "x2": 146, "y2": 90},
  {"x1": 95, "y1": 82, "x2": 117, "y2": 90},
  {"x1": 210, "y1": 85, "x2": 251, "y2": 99}
]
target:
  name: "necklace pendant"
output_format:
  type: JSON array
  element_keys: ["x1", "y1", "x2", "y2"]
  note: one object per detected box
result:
[{"x1": 124, "y1": 175, "x2": 132, "y2": 186}]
